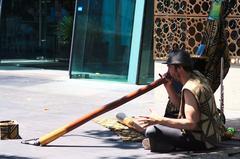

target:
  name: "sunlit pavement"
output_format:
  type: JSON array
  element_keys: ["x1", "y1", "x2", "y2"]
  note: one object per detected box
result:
[{"x1": 0, "y1": 66, "x2": 239, "y2": 159}]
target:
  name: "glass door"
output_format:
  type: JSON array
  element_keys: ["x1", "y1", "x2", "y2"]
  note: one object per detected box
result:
[
  {"x1": 70, "y1": 0, "x2": 136, "y2": 81},
  {"x1": 0, "y1": 0, "x2": 75, "y2": 70},
  {"x1": 137, "y1": 0, "x2": 154, "y2": 84},
  {"x1": 0, "y1": 0, "x2": 2, "y2": 20}
]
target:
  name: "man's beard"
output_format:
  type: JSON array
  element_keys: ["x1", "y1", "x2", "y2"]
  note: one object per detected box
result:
[{"x1": 172, "y1": 73, "x2": 180, "y2": 83}]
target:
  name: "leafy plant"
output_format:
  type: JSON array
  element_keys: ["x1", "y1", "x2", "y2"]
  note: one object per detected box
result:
[{"x1": 57, "y1": 16, "x2": 73, "y2": 45}]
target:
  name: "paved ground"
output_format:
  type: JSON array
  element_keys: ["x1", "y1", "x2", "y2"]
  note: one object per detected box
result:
[{"x1": 0, "y1": 66, "x2": 239, "y2": 159}]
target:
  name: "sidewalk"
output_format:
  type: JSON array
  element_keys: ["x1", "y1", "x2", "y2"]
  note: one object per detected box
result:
[{"x1": 0, "y1": 66, "x2": 239, "y2": 159}]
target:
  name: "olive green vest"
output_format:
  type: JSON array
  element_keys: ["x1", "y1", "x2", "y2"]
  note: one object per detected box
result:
[{"x1": 179, "y1": 71, "x2": 225, "y2": 149}]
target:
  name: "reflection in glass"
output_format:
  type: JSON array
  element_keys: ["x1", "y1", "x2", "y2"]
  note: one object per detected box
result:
[
  {"x1": 137, "y1": 0, "x2": 154, "y2": 84},
  {"x1": 0, "y1": 0, "x2": 75, "y2": 70},
  {"x1": 70, "y1": 0, "x2": 136, "y2": 81}
]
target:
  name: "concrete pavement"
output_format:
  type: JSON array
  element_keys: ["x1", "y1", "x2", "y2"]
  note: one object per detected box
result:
[{"x1": 0, "y1": 66, "x2": 239, "y2": 159}]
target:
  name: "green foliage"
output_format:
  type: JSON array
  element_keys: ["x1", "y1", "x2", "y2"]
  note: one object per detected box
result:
[{"x1": 57, "y1": 16, "x2": 73, "y2": 45}]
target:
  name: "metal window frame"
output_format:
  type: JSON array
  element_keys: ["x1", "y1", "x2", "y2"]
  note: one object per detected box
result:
[{"x1": 127, "y1": 0, "x2": 145, "y2": 84}]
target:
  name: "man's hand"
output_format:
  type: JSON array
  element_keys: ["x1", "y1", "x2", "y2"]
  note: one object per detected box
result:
[
  {"x1": 137, "y1": 109, "x2": 163, "y2": 128},
  {"x1": 163, "y1": 72, "x2": 173, "y2": 89}
]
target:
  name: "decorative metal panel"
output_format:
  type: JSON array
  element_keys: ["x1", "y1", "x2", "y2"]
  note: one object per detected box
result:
[{"x1": 153, "y1": 0, "x2": 240, "y2": 64}]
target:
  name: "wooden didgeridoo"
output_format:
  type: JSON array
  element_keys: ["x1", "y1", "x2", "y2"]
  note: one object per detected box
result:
[{"x1": 21, "y1": 77, "x2": 167, "y2": 146}]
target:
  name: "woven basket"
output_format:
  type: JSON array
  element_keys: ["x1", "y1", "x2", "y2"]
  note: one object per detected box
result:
[{"x1": 0, "y1": 120, "x2": 21, "y2": 139}]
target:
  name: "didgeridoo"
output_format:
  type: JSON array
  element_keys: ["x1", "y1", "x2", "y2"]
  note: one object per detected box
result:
[
  {"x1": 21, "y1": 77, "x2": 167, "y2": 146},
  {"x1": 116, "y1": 112, "x2": 145, "y2": 133}
]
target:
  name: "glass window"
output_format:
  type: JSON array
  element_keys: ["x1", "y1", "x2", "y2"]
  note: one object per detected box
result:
[
  {"x1": 0, "y1": 0, "x2": 2, "y2": 19},
  {"x1": 70, "y1": 0, "x2": 136, "y2": 82},
  {"x1": 137, "y1": 0, "x2": 154, "y2": 84},
  {"x1": 0, "y1": 0, "x2": 75, "y2": 70}
]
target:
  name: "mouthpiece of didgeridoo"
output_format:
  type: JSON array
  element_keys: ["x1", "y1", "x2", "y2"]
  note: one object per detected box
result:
[{"x1": 21, "y1": 138, "x2": 40, "y2": 146}]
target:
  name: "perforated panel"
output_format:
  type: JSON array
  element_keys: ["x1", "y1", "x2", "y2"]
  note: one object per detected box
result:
[
  {"x1": 154, "y1": 16, "x2": 206, "y2": 59},
  {"x1": 154, "y1": 0, "x2": 211, "y2": 16},
  {"x1": 153, "y1": 0, "x2": 240, "y2": 64},
  {"x1": 225, "y1": 18, "x2": 240, "y2": 57}
]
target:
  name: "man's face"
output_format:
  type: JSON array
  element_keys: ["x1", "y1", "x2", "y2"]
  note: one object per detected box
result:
[{"x1": 167, "y1": 65, "x2": 180, "y2": 82}]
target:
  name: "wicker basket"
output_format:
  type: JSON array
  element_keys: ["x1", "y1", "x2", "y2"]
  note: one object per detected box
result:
[{"x1": 0, "y1": 120, "x2": 21, "y2": 139}]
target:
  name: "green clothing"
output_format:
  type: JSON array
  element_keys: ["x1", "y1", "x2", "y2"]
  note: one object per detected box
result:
[{"x1": 179, "y1": 71, "x2": 225, "y2": 149}]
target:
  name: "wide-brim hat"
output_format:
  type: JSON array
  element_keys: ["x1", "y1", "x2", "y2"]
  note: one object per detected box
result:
[{"x1": 163, "y1": 50, "x2": 193, "y2": 68}]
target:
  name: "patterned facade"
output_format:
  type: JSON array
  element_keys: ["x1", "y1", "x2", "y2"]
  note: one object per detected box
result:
[{"x1": 153, "y1": 0, "x2": 240, "y2": 64}]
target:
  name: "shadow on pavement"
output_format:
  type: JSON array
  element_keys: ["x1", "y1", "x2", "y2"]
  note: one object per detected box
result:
[
  {"x1": 0, "y1": 155, "x2": 38, "y2": 159},
  {"x1": 47, "y1": 129, "x2": 142, "y2": 149}
]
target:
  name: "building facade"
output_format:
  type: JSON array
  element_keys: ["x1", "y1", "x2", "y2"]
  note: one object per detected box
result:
[
  {"x1": 0, "y1": 0, "x2": 154, "y2": 84},
  {"x1": 69, "y1": 0, "x2": 154, "y2": 84},
  {"x1": 0, "y1": 0, "x2": 75, "y2": 70},
  {"x1": 0, "y1": 0, "x2": 239, "y2": 85}
]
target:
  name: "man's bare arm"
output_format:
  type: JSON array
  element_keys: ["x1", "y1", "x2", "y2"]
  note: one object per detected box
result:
[{"x1": 138, "y1": 89, "x2": 200, "y2": 130}]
